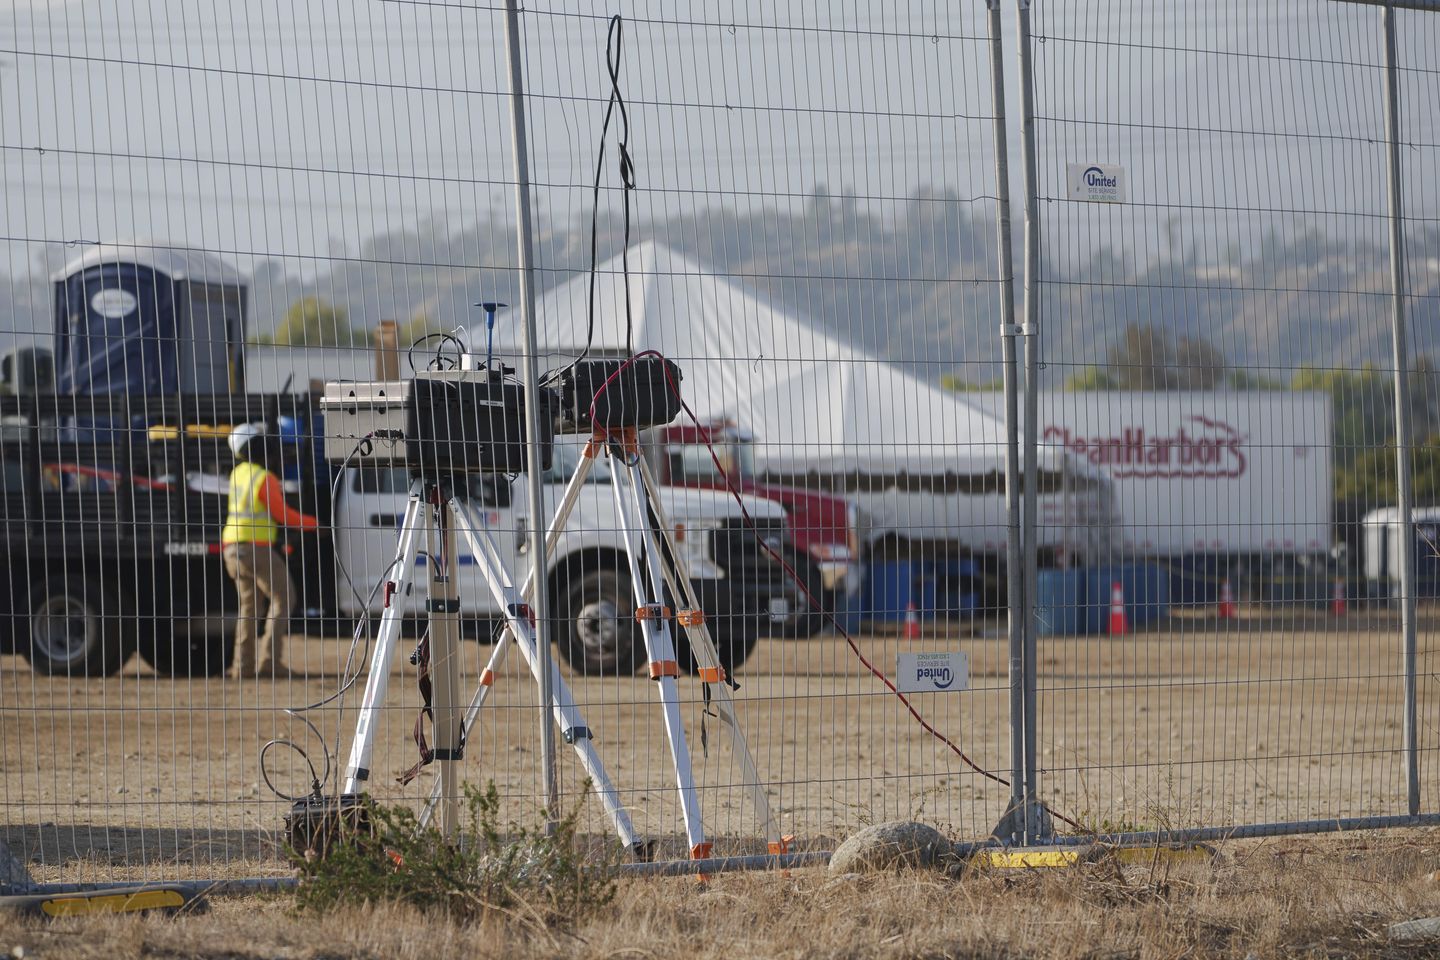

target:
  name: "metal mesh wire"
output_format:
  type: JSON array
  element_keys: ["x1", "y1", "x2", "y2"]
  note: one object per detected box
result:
[{"x1": 0, "y1": 0, "x2": 1436, "y2": 887}]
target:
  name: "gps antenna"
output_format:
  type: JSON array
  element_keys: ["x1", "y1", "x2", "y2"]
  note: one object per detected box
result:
[{"x1": 476, "y1": 301, "x2": 507, "y2": 371}]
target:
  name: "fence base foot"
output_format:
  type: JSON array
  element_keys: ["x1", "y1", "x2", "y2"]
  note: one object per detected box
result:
[
  {"x1": 0, "y1": 841, "x2": 34, "y2": 896},
  {"x1": 991, "y1": 801, "x2": 1055, "y2": 847}
]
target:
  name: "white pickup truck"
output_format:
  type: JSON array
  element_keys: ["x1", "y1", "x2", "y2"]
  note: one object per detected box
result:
[
  {"x1": 330, "y1": 438, "x2": 791, "y2": 676},
  {"x1": 1, "y1": 408, "x2": 792, "y2": 679}
]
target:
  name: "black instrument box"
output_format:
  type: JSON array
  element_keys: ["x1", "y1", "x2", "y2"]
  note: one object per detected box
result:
[
  {"x1": 404, "y1": 373, "x2": 556, "y2": 476},
  {"x1": 555, "y1": 356, "x2": 683, "y2": 434},
  {"x1": 320, "y1": 371, "x2": 556, "y2": 476}
]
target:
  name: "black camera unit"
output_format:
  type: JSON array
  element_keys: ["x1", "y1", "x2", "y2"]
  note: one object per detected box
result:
[
  {"x1": 320, "y1": 369, "x2": 557, "y2": 475},
  {"x1": 553, "y1": 356, "x2": 683, "y2": 434}
]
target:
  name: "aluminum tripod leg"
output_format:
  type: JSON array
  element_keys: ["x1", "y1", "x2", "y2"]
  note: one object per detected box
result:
[
  {"x1": 446, "y1": 494, "x2": 641, "y2": 851},
  {"x1": 609, "y1": 452, "x2": 706, "y2": 857},
  {"x1": 635, "y1": 457, "x2": 780, "y2": 848},
  {"x1": 416, "y1": 450, "x2": 600, "y2": 827},
  {"x1": 426, "y1": 488, "x2": 465, "y2": 839},
  {"x1": 343, "y1": 484, "x2": 429, "y2": 792}
]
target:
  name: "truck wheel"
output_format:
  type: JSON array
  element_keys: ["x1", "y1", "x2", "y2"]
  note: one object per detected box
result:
[
  {"x1": 778, "y1": 551, "x2": 829, "y2": 640},
  {"x1": 556, "y1": 566, "x2": 645, "y2": 676},
  {"x1": 677, "y1": 616, "x2": 760, "y2": 677},
  {"x1": 141, "y1": 633, "x2": 232, "y2": 678},
  {"x1": 25, "y1": 574, "x2": 131, "y2": 677}
]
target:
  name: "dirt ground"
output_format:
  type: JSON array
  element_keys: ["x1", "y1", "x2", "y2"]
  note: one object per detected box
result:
[{"x1": 4, "y1": 609, "x2": 1440, "y2": 885}]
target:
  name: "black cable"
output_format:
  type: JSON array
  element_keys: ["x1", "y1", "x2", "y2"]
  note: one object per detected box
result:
[
  {"x1": 406, "y1": 331, "x2": 466, "y2": 374},
  {"x1": 548, "y1": 13, "x2": 636, "y2": 390},
  {"x1": 259, "y1": 432, "x2": 399, "y2": 802}
]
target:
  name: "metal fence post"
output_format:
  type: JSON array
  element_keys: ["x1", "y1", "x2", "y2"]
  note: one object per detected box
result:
[
  {"x1": 1014, "y1": 0, "x2": 1046, "y2": 844},
  {"x1": 986, "y1": 0, "x2": 1027, "y2": 844},
  {"x1": 1379, "y1": 2, "x2": 1421, "y2": 817},
  {"x1": 502, "y1": 0, "x2": 559, "y2": 829}
]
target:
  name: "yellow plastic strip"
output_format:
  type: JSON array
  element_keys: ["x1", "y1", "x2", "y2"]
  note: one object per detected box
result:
[{"x1": 41, "y1": 889, "x2": 186, "y2": 916}]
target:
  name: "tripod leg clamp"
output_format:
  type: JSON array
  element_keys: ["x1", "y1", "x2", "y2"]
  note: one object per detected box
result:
[
  {"x1": 507, "y1": 603, "x2": 536, "y2": 628},
  {"x1": 696, "y1": 666, "x2": 726, "y2": 684},
  {"x1": 768, "y1": 834, "x2": 795, "y2": 856},
  {"x1": 563, "y1": 726, "x2": 592, "y2": 744},
  {"x1": 427, "y1": 598, "x2": 461, "y2": 614},
  {"x1": 677, "y1": 609, "x2": 705, "y2": 627},
  {"x1": 648, "y1": 660, "x2": 680, "y2": 680},
  {"x1": 636, "y1": 604, "x2": 671, "y2": 622},
  {"x1": 479, "y1": 668, "x2": 496, "y2": 687}
]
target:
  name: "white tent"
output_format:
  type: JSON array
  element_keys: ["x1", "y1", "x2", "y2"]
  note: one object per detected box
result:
[
  {"x1": 493, "y1": 242, "x2": 1114, "y2": 558},
  {"x1": 493, "y1": 241, "x2": 1055, "y2": 477}
]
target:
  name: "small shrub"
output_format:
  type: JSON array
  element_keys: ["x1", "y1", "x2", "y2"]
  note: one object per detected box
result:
[{"x1": 294, "y1": 782, "x2": 617, "y2": 930}]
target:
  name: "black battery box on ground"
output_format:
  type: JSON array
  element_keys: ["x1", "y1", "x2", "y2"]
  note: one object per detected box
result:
[{"x1": 283, "y1": 792, "x2": 374, "y2": 860}]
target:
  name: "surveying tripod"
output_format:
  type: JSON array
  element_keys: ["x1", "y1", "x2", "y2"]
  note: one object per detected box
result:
[{"x1": 342, "y1": 428, "x2": 783, "y2": 861}]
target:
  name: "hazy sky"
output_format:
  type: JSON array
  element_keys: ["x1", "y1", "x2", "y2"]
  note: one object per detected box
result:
[{"x1": 2, "y1": 1, "x2": 1439, "y2": 366}]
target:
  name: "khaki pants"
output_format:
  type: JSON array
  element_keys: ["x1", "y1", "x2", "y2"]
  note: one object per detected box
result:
[{"x1": 222, "y1": 542, "x2": 295, "y2": 676}]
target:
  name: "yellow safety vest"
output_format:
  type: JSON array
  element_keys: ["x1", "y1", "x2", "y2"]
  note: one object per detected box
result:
[{"x1": 221, "y1": 462, "x2": 279, "y2": 545}]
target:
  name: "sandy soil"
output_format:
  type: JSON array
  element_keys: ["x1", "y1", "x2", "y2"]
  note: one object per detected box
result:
[{"x1": 4, "y1": 609, "x2": 1440, "y2": 883}]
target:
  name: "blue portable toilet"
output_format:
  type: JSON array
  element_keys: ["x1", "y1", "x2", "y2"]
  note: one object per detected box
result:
[{"x1": 52, "y1": 241, "x2": 247, "y2": 397}]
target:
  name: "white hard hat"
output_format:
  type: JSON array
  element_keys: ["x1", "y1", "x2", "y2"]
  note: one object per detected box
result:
[{"x1": 228, "y1": 422, "x2": 267, "y2": 458}]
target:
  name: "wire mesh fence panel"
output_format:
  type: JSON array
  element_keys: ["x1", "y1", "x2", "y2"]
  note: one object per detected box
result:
[
  {"x1": 0, "y1": 0, "x2": 1022, "y2": 885},
  {"x1": 1397, "y1": 4, "x2": 1440, "y2": 824},
  {"x1": 10, "y1": 0, "x2": 1440, "y2": 892},
  {"x1": 1024, "y1": 0, "x2": 1439, "y2": 835}
]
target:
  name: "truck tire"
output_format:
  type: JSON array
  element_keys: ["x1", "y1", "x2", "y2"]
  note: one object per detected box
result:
[
  {"x1": 676, "y1": 614, "x2": 760, "y2": 677},
  {"x1": 0, "y1": 571, "x2": 21, "y2": 656},
  {"x1": 141, "y1": 632, "x2": 232, "y2": 678},
  {"x1": 777, "y1": 550, "x2": 829, "y2": 640},
  {"x1": 555, "y1": 565, "x2": 645, "y2": 676},
  {"x1": 24, "y1": 573, "x2": 131, "y2": 677}
]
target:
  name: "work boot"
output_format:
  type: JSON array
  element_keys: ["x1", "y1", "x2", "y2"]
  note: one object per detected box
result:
[
  {"x1": 256, "y1": 660, "x2": 300, "y2": 680},
  {"x1": 230, "y1": 632, "x2": 257, "y2": 679}
]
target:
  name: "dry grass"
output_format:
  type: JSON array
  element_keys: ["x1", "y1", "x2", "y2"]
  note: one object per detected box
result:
[{"x1": 8, "y1": 833, "x2": 1440, "y2": 959}]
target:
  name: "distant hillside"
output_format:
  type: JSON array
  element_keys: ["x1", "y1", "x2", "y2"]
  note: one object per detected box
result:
[{"x1": 4, "y1": 191, "x2": 1436, "y2": 382}]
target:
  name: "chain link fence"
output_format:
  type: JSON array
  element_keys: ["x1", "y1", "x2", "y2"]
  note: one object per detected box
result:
[{"x1": 2, "y1": 0, "x2": 1438, "y2": 889}]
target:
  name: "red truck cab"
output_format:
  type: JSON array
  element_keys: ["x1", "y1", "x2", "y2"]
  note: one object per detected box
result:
[{"x1": 649, "y1": 420, "x2": 860, "y2": 637}]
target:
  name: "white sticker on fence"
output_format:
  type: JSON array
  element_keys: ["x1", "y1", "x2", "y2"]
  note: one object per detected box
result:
[
  {"x1": 896, "y1": 652, "x2": 970, "y2": 694},
  {"x1": 1067, "y1": 163, "x2": 1126, "y2": 203}
]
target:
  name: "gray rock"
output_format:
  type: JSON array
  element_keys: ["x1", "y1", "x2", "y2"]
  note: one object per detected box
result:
[
  {"x1": 828, "y1": 821, "x2": 948, "y2": 874},
  {"x1": 1389, "y1": 916, "x2": 1440, "y2": 940},
  {"x1": 0, "y1": 841, "x2": 35, "y2": 894}
]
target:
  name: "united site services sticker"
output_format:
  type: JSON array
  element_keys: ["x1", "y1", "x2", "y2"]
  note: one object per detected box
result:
[
  {"x1": 896, "y1": 652, "x2": 970, "y2": 694},
  {"x1": 1067, "y1": 163, "x2": 1126, "y2": 203}
]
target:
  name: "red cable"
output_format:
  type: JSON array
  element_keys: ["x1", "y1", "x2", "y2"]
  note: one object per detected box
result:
[{"x1": 590, "y1": 351, "x2": 1014, "y2": 790}]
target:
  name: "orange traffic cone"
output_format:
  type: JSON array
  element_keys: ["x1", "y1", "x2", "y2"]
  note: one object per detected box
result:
[
  {"x1": 903, "y1": 601, "x2": 922, "y2": 640},
  {"x1": 1107, "y1": 581, "x2": 1129, "y2": 636},
  {"x1": 1218, "y1": 578, "x2": 1238, "y2": 620},
  {"x1": 1331, "y1": 577, "x2": 1347, "y2": 617}
]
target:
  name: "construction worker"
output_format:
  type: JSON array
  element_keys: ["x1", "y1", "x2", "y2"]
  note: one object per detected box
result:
[{"x1": 222, "y1": 422, "x2": 320, "y2": 679}]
